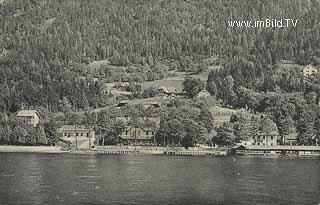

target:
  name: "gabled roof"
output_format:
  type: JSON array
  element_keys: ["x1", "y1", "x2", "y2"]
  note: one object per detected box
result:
[
  {"x1": 158, "y1": 86, "x2": 177, "y2": 94},
  {"x1": 16, "y1": 110, "x2": 39, "y2": 117},
  {"x1": 197, "y1": 90, "x2": 211, "y2": 98},
  {"x1": 116, "y1": 117, "x2": 160, "y2": 126}
]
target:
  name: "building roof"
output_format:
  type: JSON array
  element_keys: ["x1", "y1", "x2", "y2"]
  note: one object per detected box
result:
[
  {"x1": 16, "y1": 110, "x2": 39, "y2": 117},
  {"x1": 120, "y1": 134, "x2": 153, "y2": 140},
  {"x1": 158, "y1": 86, "x2": 177, "y2": 94},
  {"x1": 57, "y1": 125, "x2": 94, "y2": 133},
  {"x1": 116, "y1": 117, "x2": 160, "y2": 127},
  {"x1": 196, "y1": 90, "x2": 211, "y2": 98}
]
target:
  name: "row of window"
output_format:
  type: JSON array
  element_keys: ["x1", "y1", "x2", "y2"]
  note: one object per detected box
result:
[
  {"x1": 254, "y1": 136, "x2": 275, "y2": 140},
  {"x1": 124, "y1": 130, "x2": 154, "y2": 136},
  {"x1": 243, "y1": 142, "x2": 274, "y2": 146},
  {"x1": 63, "y1": 132, "x2": 90, "y2": 138}
]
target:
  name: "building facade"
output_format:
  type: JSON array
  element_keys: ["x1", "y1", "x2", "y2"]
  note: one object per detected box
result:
[
  {"x1": 303, "y1": 65, "x2": 318, "y2": 77},
  {"x1": 241, "y1": 133, "x2": 279, "y2": 146},
  {"x1": 158, "y1": 86, "x2": 177, "y2": 98},
  {"x1": 117, "y1": 117, "x2": 160, "y2": 145},
  {"x1": 16, "y1": 110, "x2": 40, "y2": 127},
  {"x1": 57, "y1": 125, "x2": 95, "y2": 141}
]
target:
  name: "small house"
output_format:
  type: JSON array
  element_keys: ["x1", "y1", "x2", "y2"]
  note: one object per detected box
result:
[
  {"x1": 303, "y1": 65, "x2": 318, "y2": 77},
  {"x1": 16, "y1": 110, "x2": 40, "y2": 127},
  {"x1": 115, "y1": 100, "x2": 130, "y2": 108},
  {"x1": 158, "y1": 87, "x2": 177, "y2": 97},
  {"x1": 196, "y1": 90, "x2": 211, "y2": 98}
]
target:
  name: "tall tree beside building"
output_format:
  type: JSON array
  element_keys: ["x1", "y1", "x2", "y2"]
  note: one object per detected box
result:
[
  {"x1": 206, "y1": 80, "x2": 217, "y2": 97},
  {"x1": 199, "y1": 106, "x2": 214, "y2": 132},
  {"x1": 297, "y1": 110, "x2": 315, "y2": 145},
  {"x1": 183, "y1": 76, "x2": 205, "y2": 98}
]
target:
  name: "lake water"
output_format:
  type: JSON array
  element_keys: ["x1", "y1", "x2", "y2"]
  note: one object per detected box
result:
[{"x1": 0, "y1": 153, "x2": 319, "y2": 205}]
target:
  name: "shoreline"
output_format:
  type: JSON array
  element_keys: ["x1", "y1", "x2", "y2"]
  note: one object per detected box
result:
[
  {"x1": 0, "y1": 145, "x2": 229, "y2": 156},
  {"x1": 1, "y1": 145, "x2": 319, "y2": 158},
  {"x1": 0, "y1": 145, "x2": 68, "y2": 154}
]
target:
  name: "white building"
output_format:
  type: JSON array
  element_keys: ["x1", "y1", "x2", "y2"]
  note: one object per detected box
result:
[
  {"x1": 16, "y1": 110, "x2": 40, "y2": 128},
  {"x1": 303, "y1": 65, "x2": 318, "y2": 77},
  {"x1": 57, "y1": 125, "x2": 95, "y2": 141}
]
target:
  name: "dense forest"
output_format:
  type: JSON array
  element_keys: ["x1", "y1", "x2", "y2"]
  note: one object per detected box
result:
[{"x1": 1, "y1": 0, "x2": 320, "y2": 146}]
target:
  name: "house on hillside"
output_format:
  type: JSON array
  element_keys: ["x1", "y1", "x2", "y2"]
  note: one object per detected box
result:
[
  {"x1": 158, "y1": 87, "x2": 177, "y2": 98},
  {"x1": 116, "y1": 117, "x2": 160, "y2": 145},
  {"x1": 115, "y1": 100, "x2": 130, "y2": 108},
  {"x1": 303, "y1": 64, "x2": 318, "y2": 77},
  {"x1": 0, "y1": 48, "x2": 9, "y2": 58},
  {"x1": 143, "y1": 102, "x2": 161, "y2": 109},
  {"x1": 57, "y1": 125, "x2": 95, "y2": 142},
  {"x1": 115, "y1": 100, "x2": 161, "y2": 109},
  {"x1": 16, "y1": 110, "x2": 41, "y2": 128},
  {"x1": 196, "y1": 89, "x2": 211, "y2": 98}
]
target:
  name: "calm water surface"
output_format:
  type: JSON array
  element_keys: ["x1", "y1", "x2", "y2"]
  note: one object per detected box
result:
[{"x1": 0, "y1": 153, "x2": 319, "y2": 205}]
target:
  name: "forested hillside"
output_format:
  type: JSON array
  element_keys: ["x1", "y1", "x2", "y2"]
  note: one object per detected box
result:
[{"x1": 1, "y1": 0, "x2": 320, "y2": 113}]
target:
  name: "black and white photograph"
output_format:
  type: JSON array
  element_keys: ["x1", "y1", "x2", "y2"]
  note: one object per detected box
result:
[{"x1": 0, "y1": 0, "x2": 320, "y2": 204}]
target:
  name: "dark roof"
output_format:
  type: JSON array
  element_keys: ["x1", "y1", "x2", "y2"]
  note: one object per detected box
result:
[
  {"x1": 116, "y1": 117, "x2": 160, "y2": 126},
  {"x1": 57, "y1": 125, "x2": 94, "y2": 133}
]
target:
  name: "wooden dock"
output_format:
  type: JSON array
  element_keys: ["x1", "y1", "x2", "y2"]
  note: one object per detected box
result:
[
  {"x1": 164, "y1": 148, "x2": 228, "y2": 156},
  {"x1": 233, "y1": 145, "x2": 320, "y2": 156},
  {"x1": 93, "y1": 146, "x2": 229, "y2": 156}
]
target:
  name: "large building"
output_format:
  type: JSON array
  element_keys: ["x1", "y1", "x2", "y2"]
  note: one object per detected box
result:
[
  {"x1": 16, "y1": 110, "x2": 40, "y2": 128},
  {"x1": 117, "y1": 117, "x2": 160, "y2": 145},
  {"x1": 57, "y1": 125, "x2": 95, "y2": 141},
  {"x1": 241, "y1": 132, "x2": 279, "y2": 147}
]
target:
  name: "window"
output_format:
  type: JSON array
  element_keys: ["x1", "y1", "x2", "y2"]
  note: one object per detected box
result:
[
  {"x1": 271, "y1": 136, "x2": 273, "y2": 140},
  {"x1": 125, "y1": 130, "x2": 128, "y2": 135},
  {"x1": 86, "y1": 133, "x2": 89, "y2": 138},
  {"x1": 81, "y1": 133, "x2": 83, "y2": 137},
  {"x1": 76, "y1": 133, "x2": 79, "y2": 136},
  {"x1": 64, "y1": 133, "x2": 67, "y2": 137},
  {"x1": 270, "y1": 143, "x2": 273, "y2": 146},
  {"x1": 263, "y1": 136, "x2": 265, "y2": 139},
  {"x1": 146, "y1": 131, "x2": 149, "y2": 136}
]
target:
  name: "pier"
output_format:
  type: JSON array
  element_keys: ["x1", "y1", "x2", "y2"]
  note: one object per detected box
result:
[
  {"x1": 233, "y1": 145, "x2": 320, "y2": 156},
  {"x1": 92, "y1": 146, "x2": 228, "y2": 156}
]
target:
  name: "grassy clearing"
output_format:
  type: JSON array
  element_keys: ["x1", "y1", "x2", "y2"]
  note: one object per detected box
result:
[
  {"x1": 208, "y1": 106, "x2": 238, "y2": 114},
  {"x1": 142, "y1": 71, "x2": 209, "y2": 92},
  {"x1": 87, "y1": 59, "x2": 110, "y2": 71}
]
